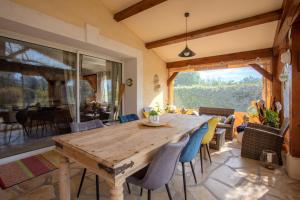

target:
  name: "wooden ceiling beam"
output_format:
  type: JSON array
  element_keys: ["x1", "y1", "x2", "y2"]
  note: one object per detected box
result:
[
  {"x1": 114, "y1": 0, "x2": 167, "y2": 22},
  {"x1": 146, "y1": 10, "x2": 282, "y2": 49},
  {"x1": 273, "y1": 0, "x2": 300, "y2": 49},
  {"x1": 167, "y1": 48, "x2": 273, "y2": 69}
]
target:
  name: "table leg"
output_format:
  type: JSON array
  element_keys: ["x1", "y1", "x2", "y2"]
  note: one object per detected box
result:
[
  {"x1": 109, "y1": 182, "x2": 124, "y2": 200},
  {"x1": 59, "y1": 156, "x2": 71, "y2": 200}
]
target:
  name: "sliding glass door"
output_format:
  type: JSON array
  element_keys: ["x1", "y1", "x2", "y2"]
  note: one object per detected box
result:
[
  {"x1": 0, "y1": 36, "x2": 122, "y2": 158},
  {"x1": 79, "y1": 55, "x2": 122, "y2": 122},
  {"x1": 0, "y1": 36, "x2": 77, "y2": 157}
]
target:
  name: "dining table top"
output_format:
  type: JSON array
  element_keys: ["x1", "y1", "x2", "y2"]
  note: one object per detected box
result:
[{"x1": 53, "y1": 114, "x2": 211, "y2": 171}]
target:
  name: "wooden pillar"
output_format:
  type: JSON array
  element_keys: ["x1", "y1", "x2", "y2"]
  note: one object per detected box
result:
[
  {"x1": 272, "y1": 55, "x2": 282, "y2": 103},
  {"x1": 290, "y1": 21, "x2": 300, "y2": 157},
  {"x1": 168, "y1": 80, "x2": 174, "y2": 105},
  {"x1": 167, "y1": 71, "x2": 178, "y2": 105}
]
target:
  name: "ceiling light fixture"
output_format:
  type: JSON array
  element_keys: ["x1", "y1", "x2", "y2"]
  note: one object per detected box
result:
[{"x1": 178, "y1": 12, "x2": 196, "y2": 58}]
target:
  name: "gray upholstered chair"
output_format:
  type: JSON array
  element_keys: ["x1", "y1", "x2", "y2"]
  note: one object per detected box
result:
[
  {"x1": 127, "y1": 135, "x2": 190, "y2": 200},
  {"x1": 70, "y1": 119, "x2": 104, "y2": 200}
]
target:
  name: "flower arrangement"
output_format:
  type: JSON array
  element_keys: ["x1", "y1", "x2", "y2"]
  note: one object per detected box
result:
[
  {"x1": 247, "y1": 99, "x2": 281, "y2": 128},
  {"x1": 165, "y1": 104, "x2": 177, "y2": 113},
  {"x1": 148, "y1": 110, "x2": 160, "y2": 123}
]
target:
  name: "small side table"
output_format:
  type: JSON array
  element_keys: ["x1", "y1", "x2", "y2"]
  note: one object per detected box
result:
[{"x1": 210, "y1": 128, "x2": 226, "y2": 150}]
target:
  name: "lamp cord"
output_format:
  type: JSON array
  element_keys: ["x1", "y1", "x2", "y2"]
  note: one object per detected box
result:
[{"x1": 185, "y1": 15, "x2": 188, "y2": 47}]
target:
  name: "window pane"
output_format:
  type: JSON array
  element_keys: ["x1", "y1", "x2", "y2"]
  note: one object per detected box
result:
[
  {"x1": 80, "y1": 55, "x2": 122, "y2": 122},
  {"x1": 174, "y1": 68, "x2": 263, "y2": 112}
]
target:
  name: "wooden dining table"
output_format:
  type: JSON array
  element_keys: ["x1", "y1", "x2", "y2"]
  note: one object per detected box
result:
[{"x1": 52, "y1": 113, "x2": 211, "y2": 200}]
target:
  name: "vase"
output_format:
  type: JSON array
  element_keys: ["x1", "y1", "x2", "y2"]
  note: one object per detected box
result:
[{"x1": 149, "y1": 115, "x2": 159, "y2": 123}]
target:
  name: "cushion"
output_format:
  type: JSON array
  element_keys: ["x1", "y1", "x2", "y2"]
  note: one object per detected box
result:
[
  {"x1": 224, "y1": 115, "x2": 234, "y2": 124},
  {"x1": 219, "y1": 116, "x2": 227, "y2": 123},
  {"x1": 217, "y1": 123, "x2": 231, "y2": 129}
]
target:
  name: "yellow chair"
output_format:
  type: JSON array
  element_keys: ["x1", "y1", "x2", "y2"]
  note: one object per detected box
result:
[
  {"x1": 143, "y1": 112, "x2": 149, "y2": 118},
  {"x1": 199, "y1": 117, "x2": 219, "y2": 173}
]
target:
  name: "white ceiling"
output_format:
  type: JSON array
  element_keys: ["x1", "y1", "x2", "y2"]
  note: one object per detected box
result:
[{"x1": 100, "y1": 0, "x2": 283, "y2": 62}]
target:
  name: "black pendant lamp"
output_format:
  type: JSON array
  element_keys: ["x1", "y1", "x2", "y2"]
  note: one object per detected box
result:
[{"x1": 178, "y1": 12, "x2": 196, "y2": 57}]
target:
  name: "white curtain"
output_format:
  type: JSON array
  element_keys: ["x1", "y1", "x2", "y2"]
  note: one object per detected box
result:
[{"x1": 96, "y1": 71, "x2": 111, "y2": 104}]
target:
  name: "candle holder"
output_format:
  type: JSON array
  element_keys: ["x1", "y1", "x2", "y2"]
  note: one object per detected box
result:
[{"x1": 260, "y1": 150, "x2": 279, "y2": 170}]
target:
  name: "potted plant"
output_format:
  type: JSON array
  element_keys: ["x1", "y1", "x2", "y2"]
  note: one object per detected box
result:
[
  {"x1": 263, "y1": 109, "x2": 279, "y2": 128},
  {"x1": 149, "y1": 110, "x2": 160, "y2": 124}
]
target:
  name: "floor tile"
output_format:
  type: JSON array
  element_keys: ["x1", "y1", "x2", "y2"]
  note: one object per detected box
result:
[{"x1": 1, "y1": 141, "x2": 300, "y2": 200}]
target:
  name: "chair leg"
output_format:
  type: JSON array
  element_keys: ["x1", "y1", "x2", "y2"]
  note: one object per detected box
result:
[
  {"x1": 165, "y1": 184, "x2": 173, "y2": 200},
  {"x1": 126, "y1": 182, "x2": 131, "y2": 194},
  {"x1": 189, "y1": 161, "x2": 197, "y2": 184},
  {"x1": 181, "y1": 162, "x2": 187, "y2": 200},
  {"x1": 96, "y1": 175, "x2": 100, "y2": 200},
  {"x1": 8, "y1": 125, "x2": 13, "y2": 143},
  {"x1": 199, "y1": 146, "x2": 203, "y2": 174},
  {"x1": 205, "y1": 144, "x2": 212, "y2": 164},
  {"x1": 77, "y1": 168, "x2": 87, "y2": 199},
  {"x1": 140, "y1": 188, "x2": 143, "y2": 196},
  {"x1": 148, "y1": 189, "x2": 151, "y2": 200}
]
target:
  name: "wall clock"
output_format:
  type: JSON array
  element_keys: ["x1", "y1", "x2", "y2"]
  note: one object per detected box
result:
[{"x1": 126, "y1": 78, "x2": 133, "y2": 87}]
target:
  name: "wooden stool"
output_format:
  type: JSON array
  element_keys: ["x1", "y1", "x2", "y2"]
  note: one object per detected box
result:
[{"x1": 209, "y1": 128, "x2": 226, "y2": 150}]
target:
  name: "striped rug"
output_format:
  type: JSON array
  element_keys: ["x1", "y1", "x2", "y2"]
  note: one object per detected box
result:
[{"x1": 0, "y1": 151, "x2": 60, "y2": 189}]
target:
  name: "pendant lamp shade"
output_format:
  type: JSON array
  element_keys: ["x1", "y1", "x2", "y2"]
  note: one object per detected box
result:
[
  {"x1": 178, "y1": 12, "x2": 196, "y2": 58},
  {"x1": 178, "y1": 46, "x2": 196, "y2": 57}
]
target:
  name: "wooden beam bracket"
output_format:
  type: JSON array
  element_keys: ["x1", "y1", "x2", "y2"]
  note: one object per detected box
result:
[
  {"x1": 249, "y1": 63, "x2": 273, "y2": 81},
  {"x1": 167, "y1": 72, "x2": 178, "y2": 86},
  {"x1": 273, "y1": 0, "x2": 300, "y2": 47}
]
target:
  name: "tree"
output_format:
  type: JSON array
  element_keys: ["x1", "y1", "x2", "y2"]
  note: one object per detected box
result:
[{"x1": 174, "y1": 72, "x2": 200, "y2": 86}]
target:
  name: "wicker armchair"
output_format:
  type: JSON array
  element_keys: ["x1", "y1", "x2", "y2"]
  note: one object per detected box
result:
[
  {"x1": 241, "y1": 118, "x2": 289, "y2": 165},
  {"x1": 199, "y1": 107, "x2": 235, "y2": 140}
]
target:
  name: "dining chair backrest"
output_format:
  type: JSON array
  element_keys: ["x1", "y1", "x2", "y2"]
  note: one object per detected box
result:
[
  {"x1": 179, "y1": 123, "x2": 209, "y2": 163},
  {"x1": 118, "y1": 113, "x2": 139, "y2": 123},
  {"x1": 16, "y1": 109, "x2": 28, "y2": 125},
  {"x1": 141, "y1": 135, "x2": 189, "y2": 190},
  {"x1": 202, "y1": 117, "x2": 219, "y2": 145},
  {"x1": 70, "y1": 119, "x2": 104, "y2": 133}
]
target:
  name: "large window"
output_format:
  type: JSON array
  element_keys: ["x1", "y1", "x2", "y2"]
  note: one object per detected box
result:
[{"x1": 174, "y1": 67, "x2": 263, "y2": 112}]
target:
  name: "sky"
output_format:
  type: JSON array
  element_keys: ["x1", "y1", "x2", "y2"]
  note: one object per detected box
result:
[{"x1": 198, "y1": 67, "x2": 262, "y2": 81}]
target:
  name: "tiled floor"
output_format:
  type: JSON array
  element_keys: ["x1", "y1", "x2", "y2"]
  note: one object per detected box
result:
[{"x1": 1, "y1": 141, "x2": 300, "y2": 200}]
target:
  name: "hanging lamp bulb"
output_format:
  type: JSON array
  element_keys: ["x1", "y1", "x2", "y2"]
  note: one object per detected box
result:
[{"x1": 178, "y1": 12, "x2": 196, "y2": 57}]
